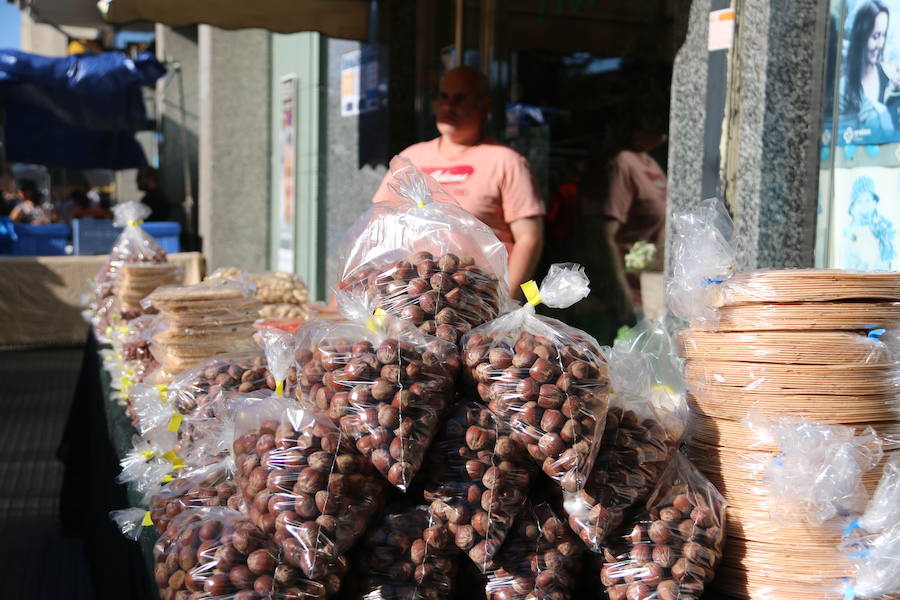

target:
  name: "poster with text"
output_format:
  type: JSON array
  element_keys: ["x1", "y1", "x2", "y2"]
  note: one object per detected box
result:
[
  {"x1": 278, "y1": 74, "x2": 297, "y2": 273},
  {"x1": 835, "y1": 0, "x2": 900, "y2": 145},
  {"x1": 831, "y1": 166, "x2": 899, "y2": 270}
]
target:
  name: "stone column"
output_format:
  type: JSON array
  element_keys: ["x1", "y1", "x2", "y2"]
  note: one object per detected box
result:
[
  {"x1": 667, "y1": 0, "x2": 829, "y2": 271},
  {"x1": 197, "y1": 26, "x2": 272, "y2": 272}
]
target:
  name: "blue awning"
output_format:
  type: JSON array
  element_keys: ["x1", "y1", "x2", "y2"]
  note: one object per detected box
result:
[{"x1": 0, "y1": 50, "x2": 165, "y2": 169}]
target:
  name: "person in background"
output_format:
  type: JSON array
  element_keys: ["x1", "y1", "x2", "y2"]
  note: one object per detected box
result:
[
  {"x1": 10, "y1": 180, "x2": 55, "y2": 224},
  {"x1": 0, "y1": 170, "x2": 16, "y2": 217},
  {"x1": 71, "y1": 188, "x2": 113, "y2": 220},
  {"x1": 569, "y1": 67, "x2": 670, "y2": 345},
  {"x1": 137, "y1": 166, "x2": 170, "y2": 221},
  {"x1": 373, "y1": 66, "x2": 545, "y2": 299}
]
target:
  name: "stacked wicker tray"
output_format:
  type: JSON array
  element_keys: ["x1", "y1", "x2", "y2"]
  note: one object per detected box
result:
[{"x1": 676, "y1": 269, "x2": 900, "y2": 600}]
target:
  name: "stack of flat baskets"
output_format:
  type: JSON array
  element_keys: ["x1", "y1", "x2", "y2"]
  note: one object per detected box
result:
[{"x1": 676, "y1": 269, "x2": 900, "y2": 599}]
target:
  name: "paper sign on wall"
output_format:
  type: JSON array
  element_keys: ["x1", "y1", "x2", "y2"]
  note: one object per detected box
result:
[
  {"x1": 709, "y1": 9, "x2": 736, "y2": 51},
  {"x1": 340, "y1": 50, "x2": 361, "y2": 117}
]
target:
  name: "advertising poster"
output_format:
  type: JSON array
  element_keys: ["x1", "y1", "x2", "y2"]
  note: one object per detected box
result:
[
  {"x1": 277, "y1": 74, "x2": 297, "y2": 273},
  {"x1": 835, "y1": 0, "x2": 900, "y2": 145},
  {"x1": 831, "y1": 166, "x2": 899, "y2": 269},
  {"x1": 340, "y1": 50, "x2": 361, "y2": 117}
]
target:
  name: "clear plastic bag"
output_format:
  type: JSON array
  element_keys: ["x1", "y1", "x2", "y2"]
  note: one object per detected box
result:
[
  {"x1": 149, "y1": 459, "x2": 238, "y2": 535},
  {"x1": 483, "y1": 501, "x2": 583, "y2": 600},
  {"x1": 232, "y1": 394, "x2": 383, "y2": 584},
  {"x1": 423, "y1": 399, "x2": 536, "y2": 571},
  {"x1": 859, "y1": 452, "x2": 900, "y2": 533},
  {"x1": 143, "y1": 277, "x2": 262, "y2": 379},
  {"x1": 152, "y1": 506, "x2": 326, "y2": 599},
  {"x1": 337, "y1": 156, "x2": 508, "y2": 345},
  {"x1": 109, "y1": 507, "x2": 153, "y2": 542},
  {"x1": 665, "y1": 199, "x2": 735, "y2": 329},
  {"x1": 745, "y1": 413, "x2": 884, "y2": 525},
  {"x1": 90, "y1": 200, "x2": 169, "y2": 338},
  {"x1": 563, "y1": 394, "x2": 685, "y2": 553},
  {"x1": 461, "y1": 264, "x2": 609, "y2": 493},
  {"x1": 166, "y1": 352, "x2": 273, "y2": 416},
  {"x1": 210, "y1": 267, "x2": 311, "y2": 319},
  {"x1": 295, "y1": 298, "x2": 460, "y2": 491},
  {"x1": 600, "y1": 453, "x2": 727, "y2": 600},
  {"x1": 842, "y1": 521, "x2": 900, "y2": 598},
  {"x1": 346, "y1": 504, "x2": 460, "y2": 600}
]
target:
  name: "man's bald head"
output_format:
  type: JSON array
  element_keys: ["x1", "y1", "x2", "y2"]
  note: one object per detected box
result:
[{"x1": 436, "y1": 67, "x2": 491, "y2": 145}]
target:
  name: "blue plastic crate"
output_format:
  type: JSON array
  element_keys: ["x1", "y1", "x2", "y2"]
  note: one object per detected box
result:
[
  {"x1": 141, "y1": 222, "x2": 181, "y2": 254},
  {"x1": 72, "y1": 219, "x2": 181, "y2": 255},
  {"x1": 12, "y1": 223, "x2": 70, "y2": 256}
]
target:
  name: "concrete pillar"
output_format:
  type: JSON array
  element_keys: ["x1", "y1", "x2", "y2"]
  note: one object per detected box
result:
[
  {"x1": 197, "y1": 26, "x2": 272, "y2": 272},
  {"x1": 667, "y1": 0, "x2": 829, "y2": 270},
  {"x1": 156, "y1": 26, "x2": 200, "y2": 237}
]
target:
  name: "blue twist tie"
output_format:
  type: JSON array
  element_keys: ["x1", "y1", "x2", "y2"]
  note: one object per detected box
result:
[
  {"x1": 868, "y1": 328, "x2": 886, "y2": 339},
  {"x1": 701, "y1": 276, "x2": 726, "y2": 289},
  {"x1": 843, "y1": 519, "x2": 862, "y2": 537},
  {"x1": 772, "y1": 454, "x2": 785, "y2": 466}
]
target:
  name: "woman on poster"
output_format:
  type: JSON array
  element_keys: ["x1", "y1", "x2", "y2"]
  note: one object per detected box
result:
[{"x1": 840, "y1": 0, "x2": 900, "y2": 137}]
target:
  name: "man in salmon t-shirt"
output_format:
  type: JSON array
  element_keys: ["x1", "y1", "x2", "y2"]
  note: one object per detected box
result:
[{"x1": 373, "y1": 66, "x2": 545, "y2": 299}]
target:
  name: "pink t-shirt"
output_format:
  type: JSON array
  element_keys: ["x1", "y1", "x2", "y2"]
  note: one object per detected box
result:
[
  {"x1": 374, "y1": 137, "x2": 545, "y2": 255},
  {"x1": 593, "y1": 150, "x2": 667, "y2": 254}
]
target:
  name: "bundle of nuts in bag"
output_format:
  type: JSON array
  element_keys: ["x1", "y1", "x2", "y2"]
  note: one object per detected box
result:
[
  {"x1": 462, "y1": 265, "x2": 609, "y2": 493},
  {"x1": 152, "y1": 507, "x2": 325, "y2": 600},
  {"x1": 423, "y1": 399, "x2": 535, "y2": 570},
  {"x1": 210, "y1": 268, "x2": 312, "y2": 321},
  {"x1": 600, "y1": 453, "x2": 726, "y2": 600},
  {"x1": 337, "y1": 157, "x2": 509, "y2": 345},
  {"x1": 484, "y1": 501, "x2": 583, "y2": 600},
  {"x1": 232, "y1": 394, "x2": 383, "y2": 592},
  {"x1": 149, "y1": 459, "x2": 238, "y2": 534},
  {"x1": 564, "y1": 398, "x2": 685, "y2": 552},
  {"x1": 167, "y1": 352, "x2": 280, "y2": 416},
  {"x1": 90, "y1": 200, "x2": 169, "y2": 338},
  {"x1": 345, "y1": 504, "x2": 460, "y2": 600},
  {"x1": 296, "y1": 302, "x2": 459, "y2": 491}
]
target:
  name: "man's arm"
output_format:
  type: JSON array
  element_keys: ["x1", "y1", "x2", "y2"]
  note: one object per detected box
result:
[{"x1": 507, "y1": 216, "x2": 544, "y2": 300}]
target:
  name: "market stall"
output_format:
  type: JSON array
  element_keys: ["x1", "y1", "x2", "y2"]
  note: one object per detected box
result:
[{"x1": 64, "y1": 165, "x2": 900, "y2": 600}]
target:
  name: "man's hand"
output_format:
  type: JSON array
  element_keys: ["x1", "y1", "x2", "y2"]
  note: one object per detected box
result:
[{"x1": 507, "y1": 216, "x2": 545, "y2": 300}]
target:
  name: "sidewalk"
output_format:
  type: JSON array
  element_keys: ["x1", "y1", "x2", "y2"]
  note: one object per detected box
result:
[{"x1": 0, "y1": 347, "x2": 93, "y2": 598}]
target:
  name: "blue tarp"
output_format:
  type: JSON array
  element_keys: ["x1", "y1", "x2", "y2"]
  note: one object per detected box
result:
[{"x1": 0, "y1": 50, "x2": 166, "y2": 169}]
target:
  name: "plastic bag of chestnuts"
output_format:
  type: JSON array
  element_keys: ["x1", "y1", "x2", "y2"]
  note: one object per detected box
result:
[
  {"x1": 423, "y1": 399, "x2": 536, "y2": 571},
  {"x1": 599, "y1": 453, "x2": 727, "y2": 600},
  {"x1": 167, "y1": 352, "x2": 285, "y2": 416},
  {"x1": 563, "y1": 395, "x2": 686, "y2": 553},
  {"x1": 483, "y1": 501, "x2": 583, "y2": 600},
  {"x1": 345, "y1": 504, "x2": 461, "y2": 600},
  {"x1": 461, "y1": 264, "x2": 610, "y2": 494},
  {"x1": 232, "y1": 394, "x2": 384, "y2": 585},
  {"x1": 152, "y1": 506, "x2": 327, "y2": 600},
  {"x1": 336, "y1": 156, "x2": 510, "y2": 345},
  {"x1": 296, "y1": 308, "x2": 460, "y2": 491},
  {"x1": 149, "y1": 459, "x2": 239, "y2": 535}
]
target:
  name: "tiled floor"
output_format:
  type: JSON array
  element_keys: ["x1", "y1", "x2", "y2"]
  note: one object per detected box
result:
[{"x1": 0, "y1": 347, "x2": 93, "y2": 598}]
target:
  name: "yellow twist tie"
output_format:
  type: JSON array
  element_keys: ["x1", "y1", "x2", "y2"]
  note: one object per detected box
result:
[
  {"x1": 172, "y1": 462, "x2": 185, "y2": 471},
  {"x1": 155, "y1": 384, "x2": 168, "y2": 403},
  {"x1": 140, "y1": 450, "x2": 155, "y2": 459},
  {"x1": 275, "y1": 380, "x2": 285, "y2": 397},
  {"x1": 161, "y1": 474, "x2": 175, "y2": 483},
  {"x1": 651, "y1": 384, "x2": 675, "y2": 396},
  {"x1": 127, "y1": 219, "x2": 144, "y2": 227},
  {"x1": 521, "y1": 280, "x2": 542, "y2": 306},
  {"x1": 161, "y1": 450, "x2": 179, "y2": 462},
  {"x1": 142, "y1": 511, "x2": 154, "y2": 526},
  {"x1": 115, "y1": 353, "x2": 123, "y2": 361},
  {"x1": 366, "y1": 308, "x2": 387, "y2": 333},
  {"x1": 105, "y1": 326, "x2": 113, "y2": 338},
  {"x1": 167, "y1": 413, "x2": 183, "y2": 432},
  {"x1": 416, "y1": 200, "x2": 426, "y2": 207}
]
